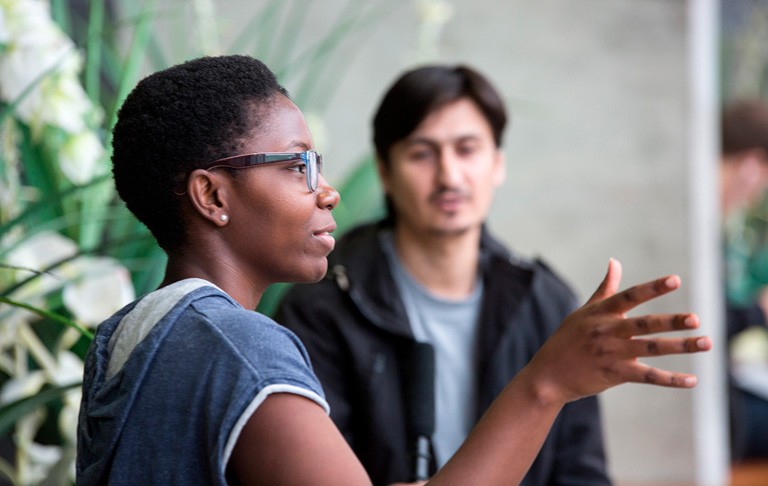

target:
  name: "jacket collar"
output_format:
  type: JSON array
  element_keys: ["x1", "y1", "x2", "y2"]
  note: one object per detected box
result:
[
  {"x1": 326, "y1": 220, "x2": 534, "y2": 337},
  {"x1": 326, "y1": 221, "x2": 411, "y2": 336}
]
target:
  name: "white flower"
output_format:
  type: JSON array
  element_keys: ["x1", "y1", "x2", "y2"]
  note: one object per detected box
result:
[
  {"x1": 416, "y1": 0, "x2": 455, "y2": 25},
  {"x1": 58, "y1": 129, "x2": 106, "y2": 185},
  {"x1": 3, "y1": 231, "x2": 80, "y2": 330},
  {"x1": 49, "y1": 350, "x2": 84, "y2": 386},
  {"x1": 22, "y1": 441, "x2": 63, "y2": 485},
  {"x1": 58, "y1": 387, "x2": 81, "y2": 445},
  {"x1": 0, "y1": 1, "x2": 73, "y2": 114},
  {"x1": 409, "y1": 0, "x2": 455, "y2": 64},
  {"x1": 0, "y1": 232, "x2": 125, "y2": 340},
  {"x1": 35, "y1": 69, "x2": 91, "y2": 134},
  {"x1": 0, "y1": 4, "x2": 9, "y2": 45},
  {"x1": 62, "y1": 257, "x2": 135, "y2": 327},
  {"x1": 0, "y1": 0, "x2": 97, "y2": 136},
  {"x1": 0, "y1": 350, "x2": 83, "y2": 449},
  {"x1": 0, "y1": 370, "x2": 45, "y2": 405},
  {"x1": 5, "y1": 230, "x2": 78, "y2": 295}
]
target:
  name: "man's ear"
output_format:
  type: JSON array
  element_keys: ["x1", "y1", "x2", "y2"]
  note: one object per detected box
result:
[
  {"x1": 187, "y1": 169, "x2": 230, "y2": 227},
  {"x1": 376, "y1": 157, "x2": 392, "y2": 195},
  {"x1": 493, "y1": 150, "x2": 507, "y2": 187}
]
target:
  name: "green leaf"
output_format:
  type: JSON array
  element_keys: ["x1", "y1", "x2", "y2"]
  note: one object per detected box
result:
[
  {"x1": 268, "y1": 0, "x2": 311, "y2": 69},
  {"x1": 106, "y1": 0, "x2": 159, "y2": 131},
  {"x1": 50, "y1": 0, "x2": 73, "y2": 35},
  {"x1": 0, "y1": 296, "x2": 94, "y2": 341},
  {"x1": 333, "y1": 154, "x2": 385, "y2": 235},
  {"x1": 0, "y1": 382, "x2": 82, "y2": 437},
  {"x1": 283, "y1": 0, "x2": 397, "y2": 109},
  {"x1": 227, "y1": 0, "x2": 285, "y2": 59},
  {"x1": 0, "y1": 174, "x2": 113, "y2": 260},
  {"x1": 256, "y1": 282, "x2": 291, "y2": 317},
  {"x1": 85, "y1": 0, "x2": 107, "y2": 104}
]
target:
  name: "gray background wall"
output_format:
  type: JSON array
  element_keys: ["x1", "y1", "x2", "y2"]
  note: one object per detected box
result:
[{"x1": 142, "y1": 1, "x2": 727, "y2": 483}]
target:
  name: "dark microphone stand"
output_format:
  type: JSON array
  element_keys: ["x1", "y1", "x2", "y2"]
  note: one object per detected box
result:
[{"x1": 407, "y1": 342, "x2": 435, "y2": 482}]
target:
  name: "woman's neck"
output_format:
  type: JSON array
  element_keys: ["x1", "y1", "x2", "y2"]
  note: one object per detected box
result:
[{"x1": 161, "y1": 251, "x2": 265, "y2": 310}]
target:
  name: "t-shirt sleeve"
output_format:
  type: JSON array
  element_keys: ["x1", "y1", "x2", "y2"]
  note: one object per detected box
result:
[
  {"x1": 191, "y1": 302, "x2": 329, "y2": 469},
  {"x1": 77, "y1": 286, "x2": 330, "y2": 484}
]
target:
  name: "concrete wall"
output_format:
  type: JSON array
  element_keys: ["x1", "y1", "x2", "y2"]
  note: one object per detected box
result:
[{"x1": 141, "y1": 0, "x2": 728, "y2": 483}]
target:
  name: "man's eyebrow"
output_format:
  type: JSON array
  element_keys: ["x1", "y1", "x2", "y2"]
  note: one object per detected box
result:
[
  {"x1": 404, "y1": 134, "x2": 482, "y2": 146},
  {"x1": 403, "y1": 137, "x2": 436, "y2": 146}
]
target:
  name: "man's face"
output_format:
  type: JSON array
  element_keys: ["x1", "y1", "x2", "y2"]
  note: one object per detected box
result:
[{"x1": 379, "y1": 97, "x2": 505, "y2": 239}]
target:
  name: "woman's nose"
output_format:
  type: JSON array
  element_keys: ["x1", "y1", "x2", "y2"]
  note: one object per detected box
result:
[{"x1": 316, "y1": 175, "x2": 340, "y2": 210}]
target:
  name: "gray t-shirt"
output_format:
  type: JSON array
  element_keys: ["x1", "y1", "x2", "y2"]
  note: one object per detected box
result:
[
  {"x1": 77, "y1": 279, "x2": 328, "y2": 485},
  {"x1": 381, "y1": 233, "x2": 482, "y2": 465}
]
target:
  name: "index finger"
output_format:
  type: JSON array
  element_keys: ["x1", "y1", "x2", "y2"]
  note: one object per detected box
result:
[{"x1": 598, "y1": 274, "x2": 681, "y2": 315}]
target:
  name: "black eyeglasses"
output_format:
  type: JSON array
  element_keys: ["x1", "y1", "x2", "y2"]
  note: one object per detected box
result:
[{"x1": 202, "y1": 150, "x2": 323, "y2": 192}]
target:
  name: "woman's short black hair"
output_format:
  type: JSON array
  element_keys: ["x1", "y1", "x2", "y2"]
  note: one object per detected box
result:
[
  {"x1": 372, "y1": 64, "x2": 507, "y2": 166},
  {"x1": 112, "y1": 55, "x2": 289, "y2": 252}
]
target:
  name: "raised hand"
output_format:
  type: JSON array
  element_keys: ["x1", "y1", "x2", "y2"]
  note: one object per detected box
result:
[
  {"x1": 421, "y1": 259, "x2": 713, "y2": 485},
  {"x1": 523, "y1": 258, "x2": 712, "y2": 405}
]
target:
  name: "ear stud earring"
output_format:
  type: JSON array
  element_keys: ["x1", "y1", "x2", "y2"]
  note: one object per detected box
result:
[{"x1": 220, "y1": 214, "x2": 229, "y2": 222}]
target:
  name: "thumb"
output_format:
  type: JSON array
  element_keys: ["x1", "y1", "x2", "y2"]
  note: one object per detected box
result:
[{"x1": 586, "y1": 258, "x2": 622, "y2": 304}]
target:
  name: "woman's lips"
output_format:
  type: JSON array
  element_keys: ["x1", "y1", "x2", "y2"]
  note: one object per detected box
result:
[{"x1": 313, "y1": 224, "x2": 336, "y2": 252}]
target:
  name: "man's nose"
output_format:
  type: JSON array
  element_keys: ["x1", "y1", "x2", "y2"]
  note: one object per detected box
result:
[{"x1": 436, "y1": 150, "x2": 462, "y2": 187}]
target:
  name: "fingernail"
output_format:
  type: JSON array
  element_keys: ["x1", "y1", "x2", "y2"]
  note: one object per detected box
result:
[
  {"x1": 665, "y1": 276, "x2": 680, "y2": 288},
  {"x1": 684, "y1": 315, "x2": 696, "y2": 327},
  {"x1": 696, "y1": 337, "x2": 709, "y2": 349},
  {"x1": 684, "y1": 376, "x2": 697, "y2": 387}
]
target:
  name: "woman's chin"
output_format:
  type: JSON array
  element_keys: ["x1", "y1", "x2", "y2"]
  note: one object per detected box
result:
[{"x1": 292, "y1": 261, "x2": 328, "y2": 284}]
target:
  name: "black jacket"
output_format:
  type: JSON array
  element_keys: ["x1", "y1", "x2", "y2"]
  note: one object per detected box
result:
[{"x1": 276, "y1": 221, "x2": 611, "y2": 485}]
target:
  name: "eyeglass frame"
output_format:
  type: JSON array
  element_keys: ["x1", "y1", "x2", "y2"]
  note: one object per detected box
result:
[{"x1": 199, "y1": 150, "x2": 323, "y2": 193}]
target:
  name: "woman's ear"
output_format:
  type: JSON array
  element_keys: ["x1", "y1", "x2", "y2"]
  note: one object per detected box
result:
[{"x1": 187, "y1": 169, "x2": 230, "y2": 227}]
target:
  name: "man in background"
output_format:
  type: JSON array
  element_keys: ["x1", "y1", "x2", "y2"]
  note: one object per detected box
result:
[
  {"x1": 277, "y1": 64, "x2": 610, "y2": 485},
  {"x1": 720, "y1": 99, "x2": 768, "y2": 462}
]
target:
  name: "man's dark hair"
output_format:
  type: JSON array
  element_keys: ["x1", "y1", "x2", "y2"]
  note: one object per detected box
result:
[
  {"x1": 722, "y1": 99, "x2": 768, "y2": 157},
  {"x1": 112, "y1": 55, "x2": 289, "y2": 252},
  {"x1": 372, "y1": 64, "x2": 507, "y2": 166}
]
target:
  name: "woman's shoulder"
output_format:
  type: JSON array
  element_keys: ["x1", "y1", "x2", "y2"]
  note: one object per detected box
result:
[
  {"x1": 187, "y1": 292, "x2": 312, "y2": 364},
  {"x1": 188, "y1": 292, "x2": 297, "y2": 341}
]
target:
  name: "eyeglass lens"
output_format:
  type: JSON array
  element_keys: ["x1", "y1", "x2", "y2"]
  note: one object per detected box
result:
[{"x1": 305, "y1": 151, "x2": 321, "y2": 192}]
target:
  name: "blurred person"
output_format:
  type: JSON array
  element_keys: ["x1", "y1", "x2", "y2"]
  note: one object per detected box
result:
[
  {"x1": 721, "y1": 99, "x2": 768, "y2": 462},
  {"x1": 277, "y1": 64, "x2": 611, "y2": 485}
]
